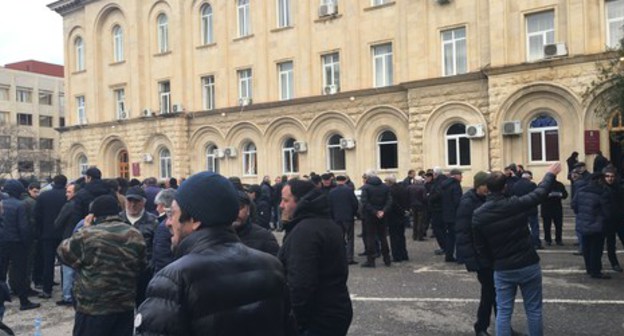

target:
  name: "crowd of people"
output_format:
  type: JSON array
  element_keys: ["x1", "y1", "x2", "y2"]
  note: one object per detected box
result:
[{"x1": 0, "y1": 151, "x2": 621, "y2": 335}]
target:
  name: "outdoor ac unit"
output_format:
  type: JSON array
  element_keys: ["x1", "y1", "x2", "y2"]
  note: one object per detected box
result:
[
  {"x1": 543, "y1": 43, "x2": 568, "y2": 59},
  {"x1": 143, "y1": 153, "x2": 153, "y2": 163},
  {"x1": 339, "y1": 138, "x2": 356, "y2": 150},
  {"x1": 502, "y1": 121, "x2": 522, "y2": 135},
  {"x1": 319, "y1": 3, "x2": 337, "y2": 17},
  {"x1": 466, "y1": 124, "x2": 485, "y2": 138},
  {"x1": 293, "y1": 141, "x2": 308, "y2": 153},
  {"x1": 118, "y1": 111, "x2": 127, "y2": 120},
  {"x1": 172, "y1": 104, "x2": 184, "y2": 113},
  {"x1": 142, "y1": 108, "x2": 153, "y2": 117},
  {"x1": 239, "y1": 97, "x2": 252, "y2": 107},
  {"x1": 224, "y1": 147, "x2": 238, "y2": 158},
  {"x1": 215, "y1": 149, "x2": 225, "y2": 159},
  {"x1": 324, "y1": 84, "x2": 339, "y2": 95}
]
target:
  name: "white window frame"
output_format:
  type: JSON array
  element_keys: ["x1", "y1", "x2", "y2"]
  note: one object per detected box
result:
[
  {"x1": 372, "y1": 43, "x2": 393, "y2": 88},
  {"x1": 607, "y1": 0, "x2": 624, "y2": 48},
  {"x1": 39, "y1": 91, "x2": 53, "y2": 105},
  {"x1": 237, "y1": 0, "x2": 251, "y2": 37},
  {"x1": 159, "y1": 81, "x2": 171, "y2": 114},
  {"x1": 113, "y1": 25, "x2": 124, "y2": 62},
  {"x1": 78, "y1": 155, "x2": 89, "y2": 176},
  {"x1": 0, "y1": 86, "x2": 9, "y2": 101},
  {"x1": 528, "y1": 116, "x2": 560, "y2": 163},
  {"x1": 377, "y1": 130, "x2": 398, "y2": 170},
  {"x1": 75, "y1": 37, "x2": 85, "y2": 71},
  {"x1": 114, "y1": 88, "x2": 126, "y2": 119},
  {"x1": 242, "y1": 142, "x2": 257, "y2": 176},
  {"x1": 159, "y1": 148, "x2": 172, "y2": 179},
  {"x1": 372, "y1": 0, "x2": 387, "y2": 6},
  {"x1": 201, "y1": 4, "x2": 214, "y2": 45},
  {"x1": 445, "y1": 123, "x2": 471, "y2": 167},
  {"x1": 238, "y1": 69, "x2": 253, "y2": 99},
  {"x1": 16, "y1": 88, "x2": 32, "y2": 103},
  {"x1": 282, "y1": 138, "x2": 298, "y2": 174},
  {"x1": 278, "y1": 61, "x2": 294, "y2": 100},
  {"x1": 202, "y1": 75, "x2": 215, "y2": 110},
  {"x1": 322, "y1": 52, "x2": 340, "y2": 91},
  {"x1": 76, "y1": 96, "x2": 86, "y2": 125},
  {"x1": 157, "y1": 14, "x2": 169, "y2": 53},
  {"x1": 326, "y1": 134, "x2": 346, "y2": 172},
  {"x1": 206, "y1": 144, "x2": 219, "y2": 173},
  {"x1": 441, "y1": 27, "x2": 467, "y2": 76},
  {"x1": 277, "y1": 0, "x2": 291, "y2": 28},
  {"x1": 526, "y1": 10, "x2": 555, "y2": 61}
]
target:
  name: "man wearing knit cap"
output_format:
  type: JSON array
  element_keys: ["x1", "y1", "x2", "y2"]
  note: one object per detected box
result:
[{"x1": 136, "y1": 172, "x2": 290, "y2": 336}]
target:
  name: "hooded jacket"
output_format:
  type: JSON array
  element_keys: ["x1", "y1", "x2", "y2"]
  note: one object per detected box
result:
[
  {"x1": 0, "y1": 180, "x2": 31, "y2": 243},
  {"x1": 572, "y1": 181, "x2": 611, "y2": 235},
  {"x1": 235, "y1": 218, "x2": 280, "y2": 256},
  {"x1": 71, "y1": 179, "x2": 115, "y2": 227}
]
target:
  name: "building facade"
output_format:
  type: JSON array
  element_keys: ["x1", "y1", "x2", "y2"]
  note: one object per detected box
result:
[
  {"x1": 48, "y1": 0, "x2": 624, "y2": 183},
  {"x1": 0, "y1": 61, "x2": 65, "y2": 180}
]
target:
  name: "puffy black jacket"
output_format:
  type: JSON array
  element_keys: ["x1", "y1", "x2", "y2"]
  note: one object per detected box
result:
[
  {"x1": 360, "y1": 176, "x2": 392, "y2": 218},
  {"x1": 1, "y1": 180, "x2": 30, "y2": 243},
  {"x1": 455, "y1": 189, "x2": 488, "y2": 272},
  {"x1": 540, "y1": 180, "x2": 568, "y2": 218},
  {"x1": 572, "y1": 181, "x2": 611, "y2": 235},
  {"x1": 236, "y1": 219, "x2": 280, "y2": 256},
  {"x1": 120, "y1": 211, "x2": 159, "y2": 264},
  {"x1": 510, "y1": 178, "x2": 538, "y2": 216},
  {"x1": 136, "y1": 227, "x2": 289, "y2": 336},
  {"x1": 151, "y1": 217, "x2": 173, "y2": 274},
  {"x1": 441, "y1": 177, "x2": 462, "y2": 223},
  {"x1": 34, "y1": 183, "x2": 67, "y2": 240},
  {"x1": 328, "y1": 185, "x2": 359, "y2": 222},
  {"x1": 72, "y1": 179, "x2": 115, "y2": 227},
  {"x1": 472, "y1": 173, "x2": 555, "y2": 271},
  {"x1": 279, "y1": 189, "x2": 353, "y2": 336}
]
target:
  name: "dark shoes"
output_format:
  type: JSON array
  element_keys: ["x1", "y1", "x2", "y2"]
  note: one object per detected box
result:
[
  {"x1": 360, "y1": 262, "x2": 375, "y2": 268},
  {"x1": 434, "y1": 249, "x2": 445, "y2": 256},
  {"x1": 347, "y1": 260, "x2": 358, "y2": 265},
  {"x1": 590, "y1": 273, "x2": 612, "y2": 279},
  {"x1": 476, "y1": 331, "x2": 492, "y2": 336},
  {"x1": 19, "y1": 301, "x2": 41, "y2": 311},
  {"x1": 27, "y1": 288, "x2": 40, "y2": 297},
  {"x1": 38, "y1": 292, "x2": 51, "y2": 299},
  {"x1": 56, "y1": 300, "x2": 73, "y2": 306},
  {"x1": 383, "y1": 257, "x2": 392, "y2": 267},
  {"x1": 545, "y1": 241, "x2": 552, "y2": 246},
  {"x1": 612, "y1": 265, "x2": 623, "y2": 272},
  {"x1": 445, "y1": 257, "x2": 457, "y2": 262}
]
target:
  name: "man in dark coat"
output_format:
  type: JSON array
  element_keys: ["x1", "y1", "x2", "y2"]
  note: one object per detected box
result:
[
  {"x1": 360, "y1": 171, "x2": 393, "y2": 267},
  {"x1": 279, "y1": 179, "x2": 353, "y2": 336},
  {"x1": 441, "y1": 168, "x2": 463, "y2": 262},
  {"x1": 71, "y1": 167, "x2": 115, "y2": 229},
  {"x1": 601, "y1": 167, "x2": 624, "y2": 273},
  {"x1": 540, "y1": 177, "x2": 568, "y2": 246},
  {"x1": 33, "y1": 175, "x2": 67, "y2": 298},
  {"x1": 511, "y1": 171, "x2": 542, "y2": 249},
  {"x1": 408, "y1": 177, "x2": 428, "y2": 241},
  {"x1": 233, "y1": 191, "x2": 279, "y2": 256},
  {"x1": 136, "y1": 172, "x2": 289, "y2": 336},
  {"x1": 593, "y1": 151, "x2": 610, "y2": 174},
  {"x1": 385, "y1": 175, "x2": 410, "y2": 262},
  {"x1": 472, "y1": 163, "x2": 561, "y2": 336},
  {"x1": 260, "y1": 175, "x2": 275, "y2": 229},
  {"x1": 328, "y1": 175, "x2": 360, "y2": 265},
  {"x1": 428, "y1": 167, "x2": 447, "y2": 255},
  {"x1": 272, "y1": 176, "x2": 286, "y2": 231},
  {"x1": 151, "y1": 188, "x2": 176, "y2": 274},
  {"x1": 53, "y1": 182, "x2": 79, "y2": 306}
]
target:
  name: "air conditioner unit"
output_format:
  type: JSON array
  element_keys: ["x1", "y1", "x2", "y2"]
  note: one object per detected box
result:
[
  {"x1": 239, "y1": 97, "x2": 252, "y2": 107},
  {"x1": 142, "y1": 108, "x2": 153, "y2": 117},
  {"x1": 224, "y1": 147, "x2": 238, "y2": 158},
  {"x1": 172, "y1": 104, "x2": 184, "y2": 113},
  {"x1": 339, "y1": 138, "x2": 356, "y2": 150},
  {"x1": 293, "y1": 141, "x2": 308, "y2": 153},
  {"x1": 319, "y1": 3, "x2": 337, "y2": 17},
  {"x1": 215, "y1": 149, "x2": 225, "y2": 159},
  {"x1": 142, "y1": 153, "x2": 153, "y2": 163},
  {"x1": 119, "y1": 111, "x2": 127, "y2": 120},
  {"x1": 543, "y1": 43, "x2": 568, "y2": 59},
  {"x1": 502, "y1": 121, "x2": 522, "y2": 135},
  {"x1": 324, "y1": 84, "x2": 339, "y2": 95},
  {"x1": 466, "y1": 124, "x2": 485, "y2": 138}
]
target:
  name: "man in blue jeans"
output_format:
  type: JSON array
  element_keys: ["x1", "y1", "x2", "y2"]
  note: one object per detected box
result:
[{"x1": 473, "y1": 162, "x2": 561, "y2": 336}]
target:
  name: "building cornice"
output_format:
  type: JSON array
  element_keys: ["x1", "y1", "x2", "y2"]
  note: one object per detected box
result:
[
  {"x1": 481, "y1": 52, "x2": 615, "y2": 76},
  {"x1": 48, "y1": 0, "x2": 98, "y2": 16}
]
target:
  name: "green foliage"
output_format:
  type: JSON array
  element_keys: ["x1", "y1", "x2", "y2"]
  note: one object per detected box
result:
[{"x1": 582, "y1": 44, "x2": 624, "y2": 128}]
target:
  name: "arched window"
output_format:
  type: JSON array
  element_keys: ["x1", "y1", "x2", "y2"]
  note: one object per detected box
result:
[
  {"x1": 446, "y1": 123, "x2": 471, "y2": 167},
  {"x1": 243, "y1": 142, "x2": 257, "y2": 176},
  {"x1": 378, "y1": 130, "x2": 398, "y2": 169},
  {"x1": 529, "y1": 115, "x2": 559, "y2": 162},
  {"x1": 206, "y1": 144, "x2": 219, "y2": 173},
  {"x1": 112, "y1": 25, "x2": 124, "y2": 62},
  {"x1": 327, "y1": 134, "x2": 346, "y2": 171},
  {"x1": 75, "y1": 37, "x2": 84, "y2": 71},
  {"x1": 157, "y1": 14, "x2": 169, "y2": 53},
  {"x1": 159, "y1": 147, "x2": 172, "y2": 179},
  {"x1": 201, "y1": 4, "x2": 214, "y2": 45},
  {"x1": 282, "y1": 138, "x2": 299, "y2": 174},
  {"x1": 78, "y1": 154, "x2": 88, "y2": 176}
]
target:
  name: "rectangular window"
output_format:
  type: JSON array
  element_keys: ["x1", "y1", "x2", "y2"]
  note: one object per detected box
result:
[
  {"x1": 17, "y1": 113, "x2": 33, "y2": 126},
  {"x1": 0, "y1": 136, "x2": 9, "y2": 149},
  {"x1": 16, "y1": 87, "x2": 32, "y2": 103},
  {"x1": 159, "y1": 81, "x2": 171, "y2": 114},
  {"x1": 76, "y1": 96, "x2": 86, "y2": 124},
  {"x1": 442, "y1": 27, "x2": 467, "y2": 76},
  {"x1": 238, "y1": 69, "x2": 253, "y2": 100},
  {"x1": 372, "y1": 43, "x2": 393, "y2": 88},
  {"x1": 59, "y1": 117, "x2": 66, "y2": 127},
  {"x1": 202, "y1": 75, "x2": 216, "y2": 110},
  {"x1": 0, "y1": 112, "x2": 9, "y2": 125},
  {"x1": 39, "y1": 138, "x2": 54, "y2": 150},
  {"x1": 322, "y1": 52, "x2": 340, "y2": 93},
  {"x1": 277, "y1": 0, "x2": 291, "y2": 28},
  {"x1": 526, "y1": 11, "x2": 555, "y2": 61},
  {"x1": 115, "y1": 89, "x2": 126, "y2": 119},
  {"x1": 238, "y1": 0, "x2": 251, "y2": 37},
  {"x1": 39, "y1": 115, "x2": 53, "y2": 128},
  {"x1": 39, "y1": 91, "x2": 53, "y2": 105},
  {"x1": 18, "y1": 137, "x2": 35, "y2": 150},
  {"x1": 40, "y1": 161, "x2": 54, "y2": 174},
  {"x1": 607, "y1": 0, "x2": 624, "y2": 48},
  {"x1": 18, "y1": 161, "x2": 34, "y2": 173},
  {"x1": 278, "y1": 61, "x2": 294, "y2": 100},
  {"x1": 0, "y1": 86, "x2": 9, "y2": 101},
  {"x1": 59, "y1": 93, "x2": 65, "y2": 114}
]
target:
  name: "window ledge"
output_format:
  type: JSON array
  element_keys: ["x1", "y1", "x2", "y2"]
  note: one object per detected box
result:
[
  {"x1": 153, "y1": 51, "x2": 172, "y2": 57},
  {"x1": 270, "y1": 26, "x2": 294, "y2": 33},
  {"x1": 72, "y1": 70, "x2": 86, "y2": 75},
  {"x1": 527, "y1": 161, "x2": 559, "y2": 167},
  {"x1": 233, "y1": 34, "x2": 255, "y2": 42},
  {"x1": 109, "y1": 60, "x2": 126, "y2": 66},
  {"x1": 196, "y1": 42, "x2": 217, "y2": 50},
  {"x1": 364, "y1": 1, "x2": 396, "y2": 12},
  {"x1": 314, "y1": 14, "x2": 343, "y2": 23}
]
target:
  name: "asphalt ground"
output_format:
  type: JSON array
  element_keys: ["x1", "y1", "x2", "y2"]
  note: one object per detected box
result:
[{"x1": 3, "y1": 217, "x2": 624, "y2": 335}]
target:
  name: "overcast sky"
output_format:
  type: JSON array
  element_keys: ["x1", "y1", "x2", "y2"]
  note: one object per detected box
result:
[{"x1": 0, "y1": 0, "x2": 64, "y2": 66}]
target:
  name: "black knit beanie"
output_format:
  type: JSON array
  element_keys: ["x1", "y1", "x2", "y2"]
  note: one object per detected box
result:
[
  {"x1": 176, "y1": 172, "x2": 239, "y2": 227},
  {"x1": 90, "y1": 195, "x2": 121, "y2": 218}
]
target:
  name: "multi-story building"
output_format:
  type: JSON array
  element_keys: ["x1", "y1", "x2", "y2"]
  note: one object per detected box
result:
[
  {"x1": 48, "y1": 0, "x2": 624, "y2": 183},
  {"x1": 0, "y1": 60, "x2": 65, "y2": 180}
]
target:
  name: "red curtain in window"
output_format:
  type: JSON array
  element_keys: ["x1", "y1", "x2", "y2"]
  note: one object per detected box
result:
[
  {"x1": 545, "y1": 130, "x2": 559, "y2": 161},
  {"x1": 530, "y1": 133, "x2": 542, "y2": 161}
]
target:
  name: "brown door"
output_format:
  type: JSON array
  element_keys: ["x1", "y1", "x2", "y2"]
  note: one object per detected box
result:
[{"x1": 119, "y1": 150, "x2": 129, "y2": 179}]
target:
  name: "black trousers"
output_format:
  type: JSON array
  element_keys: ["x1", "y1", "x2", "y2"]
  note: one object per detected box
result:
[
  {"x1": 73, "y1": 310, "x2": 134, "y2": 336},
  {"x1": 542, "y1": 213, "x2": 563, "y2": 243},
  {"x1": 606, "y1": 225, "x2": 624, "y2": 267},
  {"x1": 336, "y1": 220, "x2": 355, "y2": 263},
  {"x1": 582, "y1": 232, "x2": 605, "y2": 276},
  {"x1": 474, "y1": 268, "x2": 496, "y2": 333},
  {"x1": 0, "y1": 242, "x2": 29, "y2": 303},
  {"x1": 430, "y1": 212, "x2": 446, "y2": 250},
  {"x1": 364, "y1": 215, "x2": 389, "y2": 263},
  {"x1": 42, "y1": 239, "x2": 61, "y2": 294},
  {"x1": 388, "y1": 215, "x2": 408, "y2": 261},
  {"x1": 411, "y1": 209, "x2": 426, "y2": 241},
  {"x1": 444, "y1": 221, "x2": 456, "y2": 260}
]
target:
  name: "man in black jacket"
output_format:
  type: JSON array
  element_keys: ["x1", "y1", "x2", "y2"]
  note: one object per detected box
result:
[
  {"x1": 360, "y1": 171, "x2": 393, "y2": 267},
  {"x1": 441, "y1": 168, "x2": 463, "y2": 262},
  {"x1": 428, "y1": 167, "x2": 447, "y2": 255},
  {"x1": 473, "y1": 162, "x2": 561, "y2": 336},
  {"x1": 511, "y1": 171, "x2": 542, "y2": 249},
  {"x1": 407, "y1": 177, "x2": 427, "y2": 241},
  {"x1": 602, "y1": 167, "x2": 624, "y2": 273},
  {"x1": 328, "y1": 175, "x2": 359, "y2": 265},
  {"x1": 71, "y1": 167, "x2": 115, "y2": 229},
  {"x1": 53, "y1": 182, "x2": 79, "y2": 306},
  {"x1": 233, "y1": 191, "x2": 279, "y2": 256},
  {"x1": 385, "y1": 175, "x2": 410, "y2": 262},
  {"x1": 279, "y1": 179, "x2": 353, "y2": 336},
  {"x1": 540, "y1": 177, "x2": 568, "y2": 246}
]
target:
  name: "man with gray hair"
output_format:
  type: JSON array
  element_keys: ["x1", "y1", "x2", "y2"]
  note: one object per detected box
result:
[{"x1": 152, "y1": 188, "x2": 176, "y2": 274}]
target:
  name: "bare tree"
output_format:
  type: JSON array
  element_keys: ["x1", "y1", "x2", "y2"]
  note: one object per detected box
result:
[{"x1": 0, "y1": 124, "x2": 53, "y2": 179}]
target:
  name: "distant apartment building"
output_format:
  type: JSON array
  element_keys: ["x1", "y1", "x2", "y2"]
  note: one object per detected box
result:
[
  {"x1": 49, "y1": 0, "x2": 624, "y2": 182},
  {"x1": 0, "y1": 60, "x2": 65, "y2": 180}
]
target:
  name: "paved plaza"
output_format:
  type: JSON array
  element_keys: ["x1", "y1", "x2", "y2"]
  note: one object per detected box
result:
[{"x1": 3, "y1": 217, "x2": 624, "y2": 335}]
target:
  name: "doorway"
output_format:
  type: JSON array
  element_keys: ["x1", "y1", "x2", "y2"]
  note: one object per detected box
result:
[
  {"x1": 119, "y1": 150, "x2": 129, "y2": 179},
  {"x1": 609, "y1": 113, "x2": 624, "y2": 176}
]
